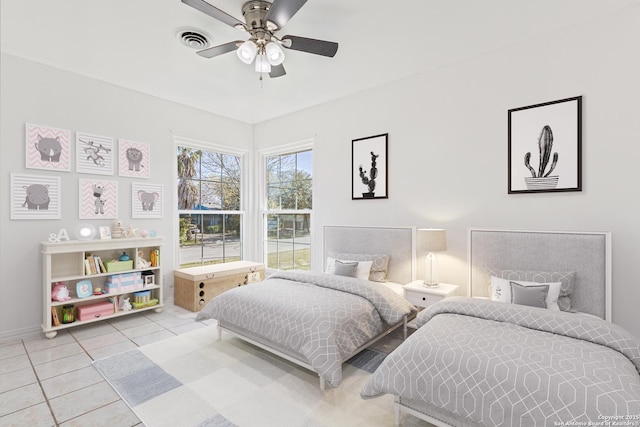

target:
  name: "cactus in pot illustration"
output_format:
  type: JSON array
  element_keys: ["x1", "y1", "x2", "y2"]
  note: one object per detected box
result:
[
  {"x1": 524, "y1": 125, "x2": 559, "y2": 190},
  {"x1": 359, "y1": 151, "x2": 379, "y2": 198}
]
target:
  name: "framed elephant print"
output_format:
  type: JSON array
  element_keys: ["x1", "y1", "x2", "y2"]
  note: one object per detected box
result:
[
  {"x1": 119, "y1": 139, "x2": 150, "y2": 178},
  {"x1": 78, "y1": 179, "x2": 118, "y2": 219},
  {"x1": 11, "y1": 173, "x2": 61, "y2": 220},
  {"x1": 25, "y1": 123, "x2": 71, "y2": 172},
  {"x1": 132, "y1": 182, "x2": 163, "y2": 219}
]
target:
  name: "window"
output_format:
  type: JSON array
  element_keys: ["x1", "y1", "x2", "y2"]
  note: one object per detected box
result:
[
  {"x1": 263, "y1": 148, "x2": 312, "y2": 270},
  {"x1": 177, "y1": 146, "x2": 243, "y2": 268}
]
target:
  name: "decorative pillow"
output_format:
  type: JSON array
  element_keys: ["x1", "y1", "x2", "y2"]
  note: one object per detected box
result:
[
  {"x1": 486, "y1": 269, "x2": 575, "y2": 311},
  {"x1": 328, "y1": 252, "x2": 390, "y2": 282},
  {"x1": 510, "y1": 282, "x2": 549, "y2": 308},
  {"x1": 490, "y1": 276, "x2": 561, "y2": 311},
  {"x1": 333, "y1": 260, "x2": 359, "y2": 278},
  {"x1": 326, "y1": 257, "x2": 373, "y2": 281}
]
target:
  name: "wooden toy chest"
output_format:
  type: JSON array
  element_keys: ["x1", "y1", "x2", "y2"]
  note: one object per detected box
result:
[
  {"x1": 173, "y1": 261, "x2": 265, "y2": 312},
  {"x1": 77, "y1": 302, "x2": 114, "y2": 321}
]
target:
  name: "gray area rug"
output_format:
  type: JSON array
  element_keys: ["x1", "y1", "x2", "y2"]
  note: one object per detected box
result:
[{"x1": 94, "y1": 325, "x2": 421, "y2": 427}]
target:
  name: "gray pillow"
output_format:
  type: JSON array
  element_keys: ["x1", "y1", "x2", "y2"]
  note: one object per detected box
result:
[
  {"x1": 334, "y1": 260, "x2": 359, "y2": 278},
  {"x1": 486, "y1": 269, "x2": 575, "y2": 311},
  {"x1": 329, "y1": 252, "x2": 390, "y2": 282},
  {"x1": 510, "y1": 281, "x2": 549, "y2": 308}
]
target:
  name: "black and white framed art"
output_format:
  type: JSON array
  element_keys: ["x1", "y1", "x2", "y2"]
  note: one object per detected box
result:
[
  {"x1": 352, "y1": 133, "x2": 388, "y2": 200},
  {"x1": 508, "y1": 96, "x2": 582, "y2": 194}
]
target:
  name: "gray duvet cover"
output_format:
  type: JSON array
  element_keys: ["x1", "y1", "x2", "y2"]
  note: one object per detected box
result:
[
  {"x1": 361, "y1": 297, "x2": 640, "y2": 426},
  {"x1": 196, "y1": 271, "x2": 415, "y2": 387}
]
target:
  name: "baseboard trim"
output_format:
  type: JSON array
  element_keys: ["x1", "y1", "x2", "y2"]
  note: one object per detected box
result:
[{"x1": 0, "y1": 325, "x2": 42, "y2": 343}]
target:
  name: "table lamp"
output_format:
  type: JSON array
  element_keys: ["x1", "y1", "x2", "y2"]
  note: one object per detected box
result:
[{"x1": 418, "y1": 228, "x2": 447, "y2": 287}]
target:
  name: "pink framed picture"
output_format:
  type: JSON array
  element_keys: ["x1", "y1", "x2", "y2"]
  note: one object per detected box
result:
[
  {"x1": 25, "y1": 123, "x2": 71, "y2": 172},
  {"x1": 79, "y1": 179, "x2": 118, "y2": 219},
  {"x1": 119, "y1": 139, "x2": 150, "y2": 178}
]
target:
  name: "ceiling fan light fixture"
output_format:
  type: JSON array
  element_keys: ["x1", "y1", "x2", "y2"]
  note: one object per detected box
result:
[
  {"x1": 265, "y1": 41, "x2": 285, "y2": 65},
  {"x1": 236, "y1": 40, "x2": 258, "y2": 64},
  {"x1": 255, "y1": 54, "x2": 272, "y2": 73}
]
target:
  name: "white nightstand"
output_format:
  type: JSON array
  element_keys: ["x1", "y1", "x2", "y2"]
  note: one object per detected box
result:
[{"x1": 403, "y1": 281, "x2": 459, "y2": 308}]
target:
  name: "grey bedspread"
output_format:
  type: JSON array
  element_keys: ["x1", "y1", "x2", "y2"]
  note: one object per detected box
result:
[
  {"x1": 196, "y1": 271, "x2": 415, "y2": 387},
  {"x1": 361, "y1": 297, "x2": 640, "y2": 426}
]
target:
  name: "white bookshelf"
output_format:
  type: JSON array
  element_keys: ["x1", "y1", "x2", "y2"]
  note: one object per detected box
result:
[{"x1": 41, "y1": 237, "x2": 164, "y2": 338}]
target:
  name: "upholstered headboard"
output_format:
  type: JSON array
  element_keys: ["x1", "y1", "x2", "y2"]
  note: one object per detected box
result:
[
  {"x1": 468, "y1": 229, "x2": 611, "y2": 320},
  {"x1": 323, "y1": 226, "x2": 415, "y2": 284}
]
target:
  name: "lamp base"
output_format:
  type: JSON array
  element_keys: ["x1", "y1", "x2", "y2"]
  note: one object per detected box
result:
[{"x1": 423, "y1": 281, "x2": 439, "y2": 288}]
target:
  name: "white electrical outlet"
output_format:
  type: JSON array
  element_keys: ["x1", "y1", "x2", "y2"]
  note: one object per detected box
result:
[{"x1": 247, "y1": 272, "x2": 260, "y2": 283}]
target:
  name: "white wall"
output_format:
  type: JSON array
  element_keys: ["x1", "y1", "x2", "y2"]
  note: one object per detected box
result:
[
  {"x1": 0, "y1": 54, "x2": 253, "y2": 339},
  {"x1": 2, "y1": 5, "x2": 639, "y2": 340},
  {"x1": 254, "y1": 7, "x2": 640, "y2": 337}
]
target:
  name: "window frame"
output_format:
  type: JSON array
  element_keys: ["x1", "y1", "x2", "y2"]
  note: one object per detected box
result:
[
  {"x1": 259, "y1": 139, "x2": 314, "y2": 272},
  {"x1": 174, "y1": 136, "x2": 248, "y2": 268}
]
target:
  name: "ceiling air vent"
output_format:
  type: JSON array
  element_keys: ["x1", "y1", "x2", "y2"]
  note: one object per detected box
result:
[{"x1": 175, "y1": 27, "x2": 211, "y2": 50}]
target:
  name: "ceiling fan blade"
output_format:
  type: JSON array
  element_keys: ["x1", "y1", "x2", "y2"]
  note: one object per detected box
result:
[
  {"x1": 265, "y1": 0, "x2": 308, "y2": 30},
  {"x1": 281, "y1": 35, "x2": 338, "y2": 57},
  {"x1": 196, "y1": 41, "x2": 241, "y2": 58},
  {"x1": 269, "y1": 64, "x2": 286, "y2": 78},
  {"x1": 181, "y1": 0, "x2": 245, "y2": 29}
]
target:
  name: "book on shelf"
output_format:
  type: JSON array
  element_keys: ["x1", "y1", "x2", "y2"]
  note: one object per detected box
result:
[
  {"x1": 109, "y1": 296, "x2": 119, "y2": 313},
  {"x1": 51, "y1": 307, "x2": 60, "y2": 327},
  {"x1": 150, "y1": 249, "x2": 160, "y2": 267},
  {"x1": 97, "y1": 256, "x2": 107, "y2": 273},
  {"x1": 85, "y1": 254, "x2": 107, "y2": 274}
]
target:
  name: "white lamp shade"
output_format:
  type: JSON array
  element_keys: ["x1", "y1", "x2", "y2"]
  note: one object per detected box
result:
[
  {"x1": 265, "y1": 42, "x2": 285, "y2": 65},
  {"x1": 417, "y1": 228, "x2": 447, "y2": 252},
  {"x1": 255, "y1": 54, "x2": 271, "y2": 73},
  {"x1": 236, "y1": 40, "x2": 258, "y2": 64}
]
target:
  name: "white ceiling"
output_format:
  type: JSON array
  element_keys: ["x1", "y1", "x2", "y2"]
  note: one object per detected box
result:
[{"x1": 1, "y1": 0, "x2": 637, "y2": 124}]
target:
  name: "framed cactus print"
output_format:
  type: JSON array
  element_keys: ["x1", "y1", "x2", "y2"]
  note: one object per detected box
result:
[
  {"x1": 352, "y1": 133, "x2": 388, "y2": 200},
  {"x1": 508, "y1": 96, "x2": 582, "y2": 194}
]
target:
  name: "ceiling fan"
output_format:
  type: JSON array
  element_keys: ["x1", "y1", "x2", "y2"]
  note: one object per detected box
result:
[{"x1": 181, "y1": 0, "x2": 339, "y2": 78}]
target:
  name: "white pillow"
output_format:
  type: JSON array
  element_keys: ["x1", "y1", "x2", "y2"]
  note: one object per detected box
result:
[
  {"x1": 326, "y1": 257, "x2": 373, "y2": 281},
  {"x1": 490, "y1": 276, "x2": 561, "y2": 311}
]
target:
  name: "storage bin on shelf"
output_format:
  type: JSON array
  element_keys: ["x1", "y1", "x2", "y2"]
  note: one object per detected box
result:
[
  {"x1": 105, "y1": 272, "x2": 143, "y2": 293},
  {"x1": 132, "y1": 290, "x2": 157, "y2": 309},
  {"x1": 105, "y1": 259, "x2": 134, "y2": 273},
  {"x1": 77, "y1": 301, "x2": 114, "y2": 321}
]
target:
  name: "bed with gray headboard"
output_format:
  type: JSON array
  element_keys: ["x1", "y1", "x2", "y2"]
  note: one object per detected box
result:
[
  {"x1": 363, "y1": 229, "x2": 640, "y2": 426},
  {"x1": 468, "y1": 228, "x2": 611, "y2": 320},
  {"x1": 197, "y1": 225, "x2": 417, "y2": 390},
  {"x1": 323, "y1": 225, "x2": 415, "y2": 284}
]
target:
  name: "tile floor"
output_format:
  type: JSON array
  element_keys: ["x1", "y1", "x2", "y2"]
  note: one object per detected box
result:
[{"x1": 0, "y1": 302, "x2": 213, "y2": 427}]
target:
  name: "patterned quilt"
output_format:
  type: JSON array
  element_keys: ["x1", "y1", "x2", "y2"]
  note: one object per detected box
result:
[
  {"x1": 361, "y1": 297, "x2": 640, "y2": 426},
  {"x1": 196, "y1": 271, "x2": 415, "y2": 387}
]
